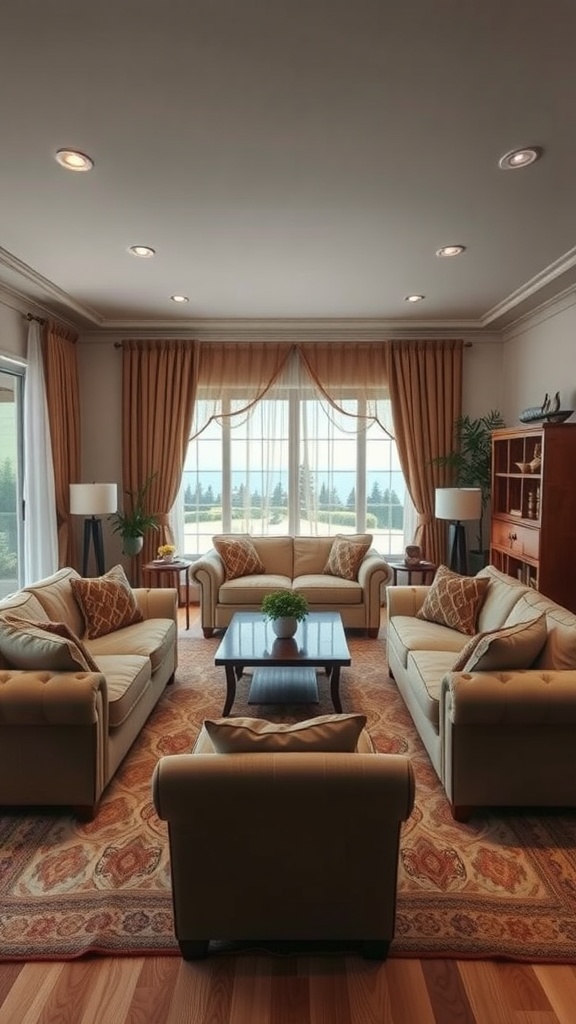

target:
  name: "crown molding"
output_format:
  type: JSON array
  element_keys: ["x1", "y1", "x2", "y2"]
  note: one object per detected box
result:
[
  {"x1": 481, "y1": 245, "x2": 576, "y2": 327},
  {"x1": 0, "y1": 248, "x2": 103, "y2": 327},
  {"x1": 501, "y1": 281, "x2": 576, "y2": 340}
]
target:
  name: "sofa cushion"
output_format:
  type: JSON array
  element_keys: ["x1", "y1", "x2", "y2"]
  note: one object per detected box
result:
[
  {"x1": 293, "y1": 537, "x2": 335, "y2": 577},
  {"x1": 71, "y1": 565, "x2": 144, "y2": 639},
  {"x1": 475, "y1": 566, "x2": 531, "y2": 633},
  {"x1": 218, "y1": 575, "x2": 292, "y2": 606},
  {"x1": 203, "y1": 713, "x2": 368, "y2": 753},
  {"x1": 0, "y1": 589, "x2": 47, "y2": 623},
  {"x1": 85, "y1": 617, "x2": 177, "y2": 673},
  {"x1": 416, "y1": 565, "x2": 489, "y2": 635},
  {"x1": 92, "y1": 654, "x2": 152, "y2": 728},
  {"x1": 451, "y1": 614, "x2": 548, "y2": 672},
  {"x1": 324, "y1": 534, "x2": 373, "y2": 581},
  {"x1": 0, "y1": 614, "x2": 98, "y2": 672},
  {"x1": 250, "y1": 536, "x2": 294, "y2": 577},
  {"x1": 293, "y1": 574, "x2": 363, "y2": 605},
  {"x1": 23, "y1": 566, "x2": 85, "y2": 638},
  {"x1": 193, "y1": 719, "x2": 375, "y2": 755},
  {"x1": 213, "y1": 534, "x2": 266, "y2": 580},
  {"x1": 387, "y1": 615, "x2": 467, "y2": 669},
  {"x1": 504, "y1": 591, "x2": 576, "y2": 671},
  {"x1": 405, "y1": 651, "x2": 458, "y2": 730}
]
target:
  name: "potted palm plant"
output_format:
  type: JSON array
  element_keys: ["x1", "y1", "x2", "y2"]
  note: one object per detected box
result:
[
  {"x1": 432, "y1": 410, "x2": 505, "y2": 573},
  {"x1": 261, "y1": 590, "x2": 309, "y2": 637},
  {"x1": 109, "y1": 475, "x2": 160, "y2": 556}
]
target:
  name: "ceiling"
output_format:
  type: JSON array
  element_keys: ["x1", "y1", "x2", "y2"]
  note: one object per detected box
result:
[{"x1": 1, "y1": 0, "x2": 575, "y2": 334}]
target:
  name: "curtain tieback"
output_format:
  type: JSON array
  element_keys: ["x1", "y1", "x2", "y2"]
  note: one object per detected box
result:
[{"x1": 417, "y1": 513, "x2": 433, "y2": 526}]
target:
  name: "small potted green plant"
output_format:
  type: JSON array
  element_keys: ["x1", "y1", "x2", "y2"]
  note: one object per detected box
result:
[
  {"x1": 109, "y1": 474, "x2": 160, "y2": 556},
  {"x1": 261, "y1": 590, "x2": 309, "y2": 637}
]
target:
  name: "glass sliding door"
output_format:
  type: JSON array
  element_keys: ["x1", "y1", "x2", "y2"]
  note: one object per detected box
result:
[{"x1": 0, "y1": 368, "x2": 24, "y2": 596}]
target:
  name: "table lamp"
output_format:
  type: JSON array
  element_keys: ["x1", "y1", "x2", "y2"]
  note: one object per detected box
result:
[
  {"x1": 435, "y1": 487, "x2": 482, "y2": 575},
  {"x1": 70, "y1": 483, "x2": 118, "y2": 577}
]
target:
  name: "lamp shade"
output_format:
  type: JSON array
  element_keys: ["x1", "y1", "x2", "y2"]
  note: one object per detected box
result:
[
  {"x1": 70, "y1": 483, "x2": 117, "y2": 516},
  {"x1": 435, "y1": 487, "x2": 482, "y2": 522}
]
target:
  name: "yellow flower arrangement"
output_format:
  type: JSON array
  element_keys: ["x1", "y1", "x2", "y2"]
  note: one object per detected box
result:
[{"x1": 157, "y1": 544, "x2": 176, "y2": 559}]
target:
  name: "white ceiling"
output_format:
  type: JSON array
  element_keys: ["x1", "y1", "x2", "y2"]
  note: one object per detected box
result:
[{"x1": 1, "y1": 0, "x2": 575, "y2": 333}]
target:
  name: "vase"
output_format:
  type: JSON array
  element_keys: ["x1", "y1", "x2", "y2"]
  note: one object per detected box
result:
[
  {"x1": 162, "y1": 555, "x2": 176, "y2": 563},
  {"x1": 271, "y1": 616, "x2": 298, "y2": 638},
  {"x1": 122, "y1": 535, "x2": 144, "y2": 557}
]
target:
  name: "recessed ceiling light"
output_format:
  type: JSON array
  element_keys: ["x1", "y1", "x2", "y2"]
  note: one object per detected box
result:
[
  {"x1": 128, "y1": 245, "x2": 156, "y2": 258},
  {"x1": 55, "y1": 148, "x2": 94, "y2": 172},
  {"x1": 405, "y1": 294, "x2": 425, "y2": 303},
  {"x1": 498, "y1": 146, "x2": 542, "y2": 170},
  {"x1": 170, "y1": 294, "x2": 189, "y2": 303},
  {"x1": 436, "y1": 245, "x2": 466, "y2": 257}
]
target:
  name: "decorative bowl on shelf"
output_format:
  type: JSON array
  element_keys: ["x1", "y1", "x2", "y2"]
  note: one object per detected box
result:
[{"x1": 515, "y1": 462, "x2": 530, "y2": 474}]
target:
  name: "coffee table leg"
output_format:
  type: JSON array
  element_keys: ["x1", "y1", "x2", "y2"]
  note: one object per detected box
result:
[
  {"x1": 330, "y1": 666, "x2": 342, "y2": 713},
  {"x1": 222, "y1": 665, "x2": 237, "y2": 717}
]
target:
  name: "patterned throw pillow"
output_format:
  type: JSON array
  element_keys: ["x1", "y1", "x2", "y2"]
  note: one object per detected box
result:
[
  {"x1": 416, "y1": 564, "x2": 490, "y2": 635},
  {"x1": 204, "y1": 713, "x2": 368, "y2": 753},
  {"x1": 451, "y1": 614, "x2": 548, "y2": 672},
  {"x1": 324, "y1": 533, "x2": 373, "y2": 581},
  {"x1": 0, "y1": 614, "x2": 99, "y2": 672},
  {"x1": 70, "y1": 564, "x2": 143, "y2": 640},
  {"x1": 213, "y1": 534, "x2": 265, "y2": 580}
]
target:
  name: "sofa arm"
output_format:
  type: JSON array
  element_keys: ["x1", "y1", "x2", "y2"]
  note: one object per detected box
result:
[
  {"x1": 0, "y1": 669, "x2": 108, "y2": 726},
  {"x1": 134, "y1": 587, "x2": 178, "y2": 622},
  {"x1": 442, "y1": 670, "x2": 576, "y2": 725},
  {"x1": 189, "y1": 550, "x2": 226, "y2": 635},
  {"x1": 386, "y1": 585, "x2": 429, "y2": 619}
]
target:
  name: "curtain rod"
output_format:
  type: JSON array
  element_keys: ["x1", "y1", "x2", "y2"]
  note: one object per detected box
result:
[
  {"x1": 24, "y1": 313, "x2": 47, "y2": 326},
  {"x1": 114, "y1": 339, "x2": 474, "y2": 348}
]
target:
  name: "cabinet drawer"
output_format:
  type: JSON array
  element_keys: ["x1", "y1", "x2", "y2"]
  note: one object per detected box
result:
[{"x1": 491, "y1": 519, "x2": 539, "y2": 560}]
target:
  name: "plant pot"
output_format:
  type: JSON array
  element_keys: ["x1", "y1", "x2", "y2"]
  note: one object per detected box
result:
[
  {"x1": 122, "y1": 535, "x2": 144, "y2": 557},
  {"x1": 271, "y1": 616, "x2": 298, "y2": 638}
]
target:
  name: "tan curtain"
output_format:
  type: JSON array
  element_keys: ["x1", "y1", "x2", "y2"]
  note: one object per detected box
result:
[
  {"x1": 42, "y1": 320, "x2": 81, "y2": 568},
  {"x1": 122, "y1": 340, "x2": 200, "y2": 564},
  {"x1": 385, "y1": 340, "x2": 463, "y2": 565},
  {"x1": 296, "y1": 342, "x2": 392, "y2": 433},
  {"x1": 193, "y1": 342, "x2": 294, "y2": 437}
]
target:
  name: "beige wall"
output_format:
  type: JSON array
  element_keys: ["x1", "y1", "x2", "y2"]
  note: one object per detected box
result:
[
  {"x1": 0, "y1": 297, "x2": 27, "y2": 359},
  {"x1": 502, "y1": 295, "x2": 576, "y2": 425}
]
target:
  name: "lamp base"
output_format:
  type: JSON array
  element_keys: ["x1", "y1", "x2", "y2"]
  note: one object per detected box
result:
[
  {"x1": 448, "y1": 521, "x2": 468, "y2": 576},
  {"x1": 82, "y1": 517, "x2": 105, "y2": 577}
]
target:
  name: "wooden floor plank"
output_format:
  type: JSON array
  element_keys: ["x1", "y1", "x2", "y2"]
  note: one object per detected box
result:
[
  {"x1": 346, "y1": 959, "x2": 394, "y2": 1024},
  {"x1": 269, "y1": 958, "x2": 311, "y2": 1024},
  {"x1": 76, "y1": 957, "x2": 144, "y2": 1024},
  {"x1": 0, "y1": 962, "x2": 64, "y2": 1024},
  {"x1": 382, "y1": 960, "x2": 437, "y2": 1024},
  {"x1": 308, "y1": 956, "x2": 351, "y2": 1024},
  {"x1": 458, "y1": 961, "x2": 517, "y2": 1024},
  {"x1": 494, "y1": 963, "x2": 553, "y2": 1013},
  {"x1": 124, "y1": 957, "x2": 182, "y2": 1024},
  {"x1": 165, "y1": 957, "x2": 234, "y2": 1024},
  {"x1": 229, "y1": 955, "x2": 272, "y2": 1024},
  {"x1": 420, "y1": 959, "x2": 477, "y2": 1023},
  {"x1": 532, "y1": 966, "x2": 576, "y2": 1024}
]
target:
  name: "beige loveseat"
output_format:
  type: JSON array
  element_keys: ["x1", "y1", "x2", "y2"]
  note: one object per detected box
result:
[
  {"x1": 387, "y1": 565, "x2": 576, "y2": 820},
  {"x1": 153, "y1": 715, "x2": 415, "y2": 960},
  {"x1": 0, "y1": 567, "x2": 177, "y2": 818},
  {"x1": 191, "y1": 535, "x2": 391, "y2": 638}
]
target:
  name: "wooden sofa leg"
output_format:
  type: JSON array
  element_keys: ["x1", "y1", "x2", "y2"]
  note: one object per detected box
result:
[
  {"x1": 451, "y1": 804, "x2": 473, "y2": 823},
  {"x1": 367, "y1": 628, "x2": 379, "y2": 638},
  {"x1": 179, "y1": 939, "x2": 209, "y2": 960},
  {"x1": 362, "y1": 940, "x2": 390, "y2": 960},
  {"x1": 202, "y1": 627, "x2": 214, "y2": 638}
]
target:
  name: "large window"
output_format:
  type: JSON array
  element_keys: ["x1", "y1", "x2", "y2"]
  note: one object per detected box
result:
[
  {"x1": 179, "y1": 385, "x2": 407, "y2": 559},
  {"x1": 0, "y1": 364, "x2": 25, "y2": 596}
]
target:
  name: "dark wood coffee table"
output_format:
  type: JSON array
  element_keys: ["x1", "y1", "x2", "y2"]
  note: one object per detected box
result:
[{"x1": 214, "y1": 611, "x2": 351, "y2": 716}]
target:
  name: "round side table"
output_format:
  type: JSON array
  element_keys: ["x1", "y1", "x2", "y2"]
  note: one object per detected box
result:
[
  {"x1": 143, "y1": 559, "x2": 192, "y2": 630},
  {"x1": 388, "y1": 560, "x2": 438, "y2": 586}
]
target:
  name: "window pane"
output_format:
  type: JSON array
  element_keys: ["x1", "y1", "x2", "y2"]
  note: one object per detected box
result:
[
  {"x1": 183, "y1": 404, "x2": 223, "y2": 555},
  {"x1": 366, "y1": 419, "x2": 406, "y2": 557},
  {"x1": 299, "y1": 399, "x2": 359, "y2": 536},
  {"x1": 230, "y1": 399, "x2": 289, "y2": 535},
  {"x1": 0, "y1": 371, "x2": 23, "y2": 595}
]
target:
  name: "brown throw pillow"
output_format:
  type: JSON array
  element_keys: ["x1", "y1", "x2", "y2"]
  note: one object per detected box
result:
[
  {"x1": 416, "y1": 564, "x2": 489, "y2": 635},
  {"x1": 204, "y1": 713, "x2": 368, "y2": 753},
  {"x1": 70, "y1": 564, "x2": 143, "y2": 640},
  {"x1": 213, "y1": 534, "x2": 265, "y2": 580},
  {"x1": 0, "y1": 614, "x2": 99, "y2": 672},
  {"x1": 324, "y1": 534, "x2": 372, "y2": 581},
  {"x1": 451, "y1": 614, "x2": 548, "y2": 672}
]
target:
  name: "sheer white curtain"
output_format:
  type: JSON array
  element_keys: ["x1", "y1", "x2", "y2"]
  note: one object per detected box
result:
[{"x1": 23, "y1": 321, "x2": 58, "y2": 583}]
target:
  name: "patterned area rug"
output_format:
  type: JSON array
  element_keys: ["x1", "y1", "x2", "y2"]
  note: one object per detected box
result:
[{"x1": 2, "y1": 631, "x2": 576, "y2": 962}]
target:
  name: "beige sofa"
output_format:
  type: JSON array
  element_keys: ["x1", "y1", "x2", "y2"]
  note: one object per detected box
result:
[
  {"x1": 191, "y1": 535, "x2": 391, "y2": 638},
  {"x1": 153, "y1": 718, "x2": 415, "y2": 960},
  {"x1": 387, "y1": 565, "x2": 576, "y2": 820},
  {"x1": 0, "y1": 567, "x2": 178, "y2": 818}
]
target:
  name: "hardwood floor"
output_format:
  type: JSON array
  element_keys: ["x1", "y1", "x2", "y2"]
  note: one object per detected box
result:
[{"x1": 2, "y1": 605, "x2": 575, "y2": 1023}]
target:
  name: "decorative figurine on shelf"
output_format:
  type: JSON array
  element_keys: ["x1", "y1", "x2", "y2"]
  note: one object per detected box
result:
[
  {"x1": 405, "y1": 544, "x2": 422, "y2": 567},
  {"x1": 529, "y1": 443, "x2": 542, "y2": 474}
]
